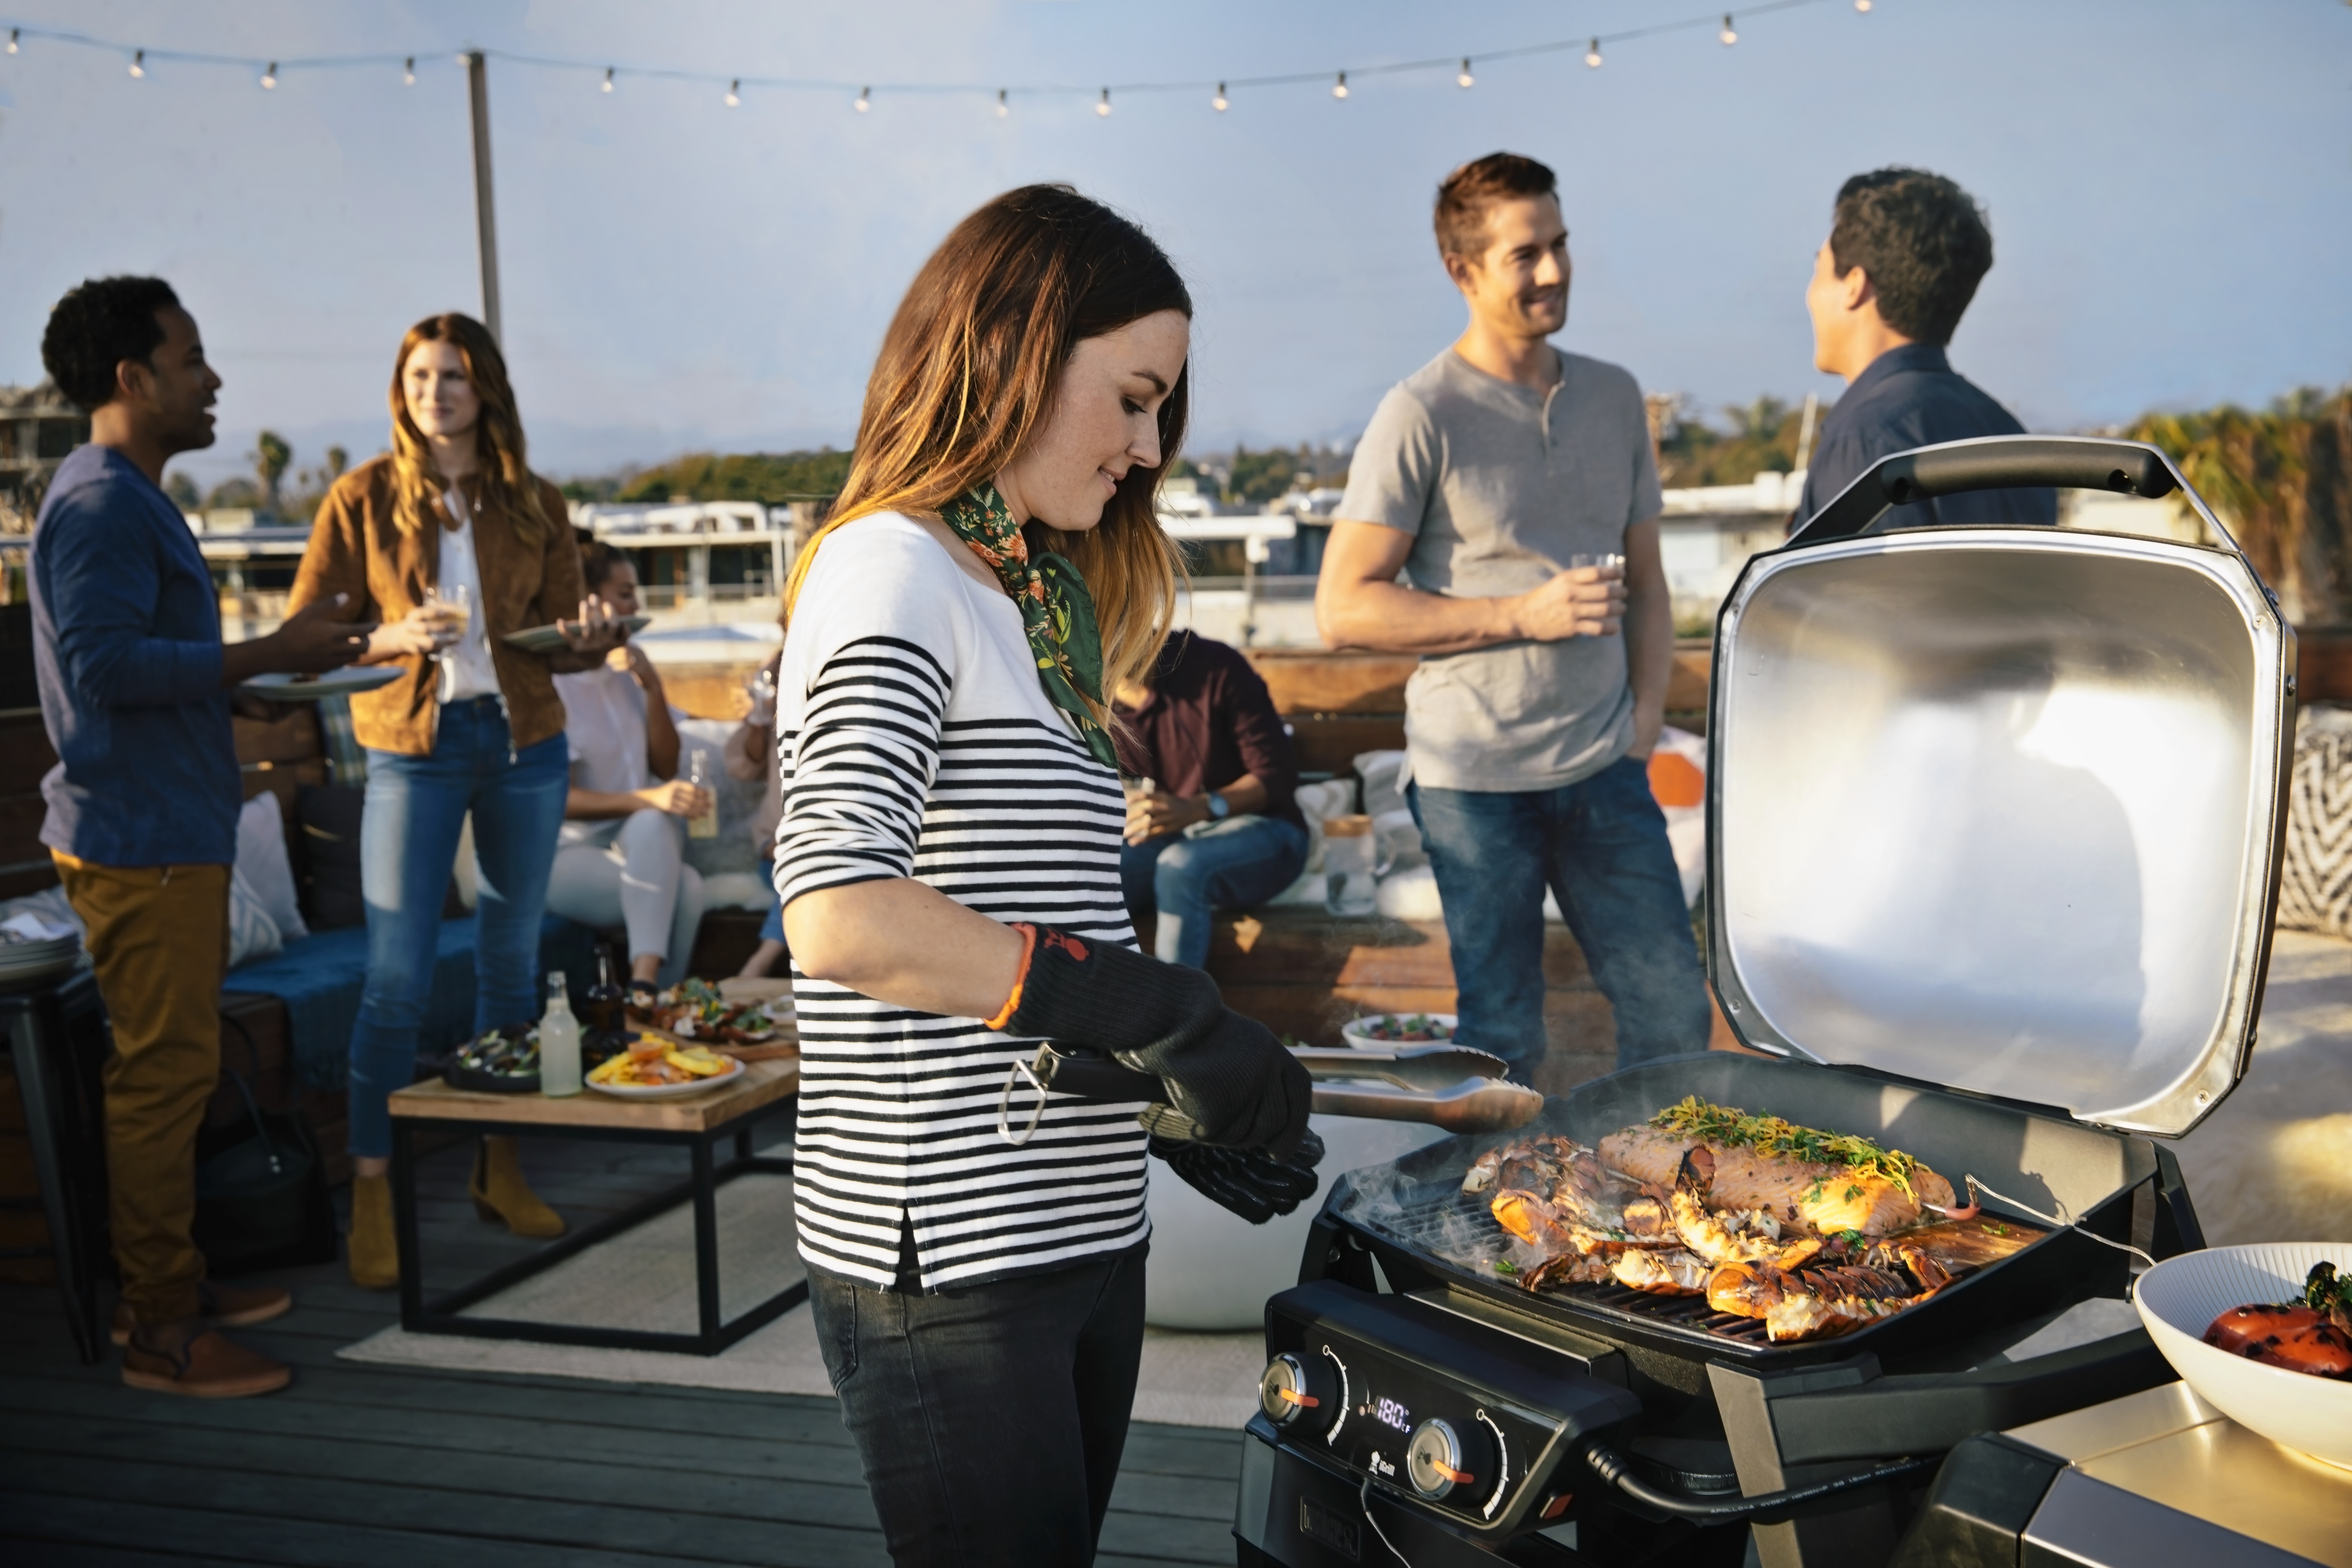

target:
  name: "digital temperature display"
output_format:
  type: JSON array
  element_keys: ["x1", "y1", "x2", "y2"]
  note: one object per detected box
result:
[{"x1": 1369, "y1": 1395, "x2": 1412, "y2": 1434}]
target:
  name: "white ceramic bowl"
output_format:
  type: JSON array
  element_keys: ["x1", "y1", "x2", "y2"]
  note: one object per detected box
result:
[
  {"x1": 1340, "y1": 1011, "x2": 1458, "y2": 1048},
  {"x1": 2133, "y1": 1241, "x2": 2352, "y2": 1470}
]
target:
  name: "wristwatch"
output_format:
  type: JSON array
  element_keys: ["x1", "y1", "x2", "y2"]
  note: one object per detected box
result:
[{"x1": 1205, "y1": 791, "x2": 1232, "y2": 820}]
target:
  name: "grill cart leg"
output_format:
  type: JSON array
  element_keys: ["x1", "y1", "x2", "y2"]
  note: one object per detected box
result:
[{"x1": 1710, "y1": 1356, "x2": 1905, "y2": 1568}]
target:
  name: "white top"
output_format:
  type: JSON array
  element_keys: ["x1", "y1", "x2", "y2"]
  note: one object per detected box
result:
[
  {"x1": 436, "y1": 487, "x2": 501, "y2": 704},
  {"x1": 553, "y1": 664, "x2": 685, "y2": 847},
  {"x1": 773, "y1": 512, "x2": 1144, "y2": 1292}
]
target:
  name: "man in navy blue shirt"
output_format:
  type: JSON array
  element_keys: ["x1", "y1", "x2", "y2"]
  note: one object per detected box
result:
[
  {"x1": 1796, "y1": 168, "x2": 2056, "y2": 529},
  {"x1": 33, "y1": 276, "x2": 368, "y2": 1398}
]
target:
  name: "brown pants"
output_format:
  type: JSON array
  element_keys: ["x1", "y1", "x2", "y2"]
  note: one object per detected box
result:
[{"x1": 53, "y1": 852, "x2": 230, "y2": 1324}]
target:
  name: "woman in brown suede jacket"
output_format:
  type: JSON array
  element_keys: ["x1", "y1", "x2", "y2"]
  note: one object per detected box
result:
[{"x1": 289, "y1": 312, "x2": 619, "y2": 1288}]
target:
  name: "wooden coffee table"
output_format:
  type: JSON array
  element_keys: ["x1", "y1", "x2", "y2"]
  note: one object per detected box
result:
[{"x1": 388, "y1": 1056, "x2": 802, "y2": 1356}]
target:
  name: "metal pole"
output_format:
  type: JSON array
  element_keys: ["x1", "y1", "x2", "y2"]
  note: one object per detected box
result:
[{"x1": 465, "y1": 51, "x2": 503, "y2": 343}]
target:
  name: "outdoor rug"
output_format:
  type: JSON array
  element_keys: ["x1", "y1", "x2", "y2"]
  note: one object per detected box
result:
[{"x1": 338, "y1": 1171, "x2": 1269, "y2": 1429}]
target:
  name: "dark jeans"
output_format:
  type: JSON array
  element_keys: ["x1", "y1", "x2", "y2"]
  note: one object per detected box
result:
[
  {"x1": 348, "y1": 698, "x2": 569, "y2": 1158},
  {"x1": 1410, "y1": 757, "x2": 1711, "y2": 1082},
  {"x1": 810, "y1": 1240, "x2": 1148, "y2": 1567},
  {"x1": 1119, "y1": 814, "x2": 1308, "y2": 968}
]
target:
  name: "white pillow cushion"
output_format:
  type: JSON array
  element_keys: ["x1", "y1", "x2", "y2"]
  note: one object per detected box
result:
[
  {"x1": 234, "y1": 791, "x2": 309, "y2": 943},
  {"x1": 227, "y1": 867, "x2": 285, "y2": 968}
]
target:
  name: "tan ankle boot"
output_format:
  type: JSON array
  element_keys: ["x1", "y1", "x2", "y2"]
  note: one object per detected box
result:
[
  {"x1": 348, "y1": 1174, "x2": 398, "y2": 1290},
  {"x1": 471, "y1": 1135, "x2": 566, "y2": 1238}
]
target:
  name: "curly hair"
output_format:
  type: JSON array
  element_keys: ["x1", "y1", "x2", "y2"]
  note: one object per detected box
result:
[
  {"x1": 1434, "y1": 152, "x2": 1558, "y2": 263},
  {"x1": 1829, "y1": 169, "x2": 1994, "y2": 346},
  {"x1": 41, "y1": 276, "x2": 182, "y2": 412}
]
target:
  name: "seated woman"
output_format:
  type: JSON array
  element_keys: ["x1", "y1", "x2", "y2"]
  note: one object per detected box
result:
[
  {"x1": 723, "y1": 648, "x2": 787, "y2": 978},
  {"x1": 545, "y1": 538, "x2": 713, "y2": 994}
]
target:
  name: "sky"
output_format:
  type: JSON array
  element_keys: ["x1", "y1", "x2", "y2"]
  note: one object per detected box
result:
[{"x1": 1, "y1": 0, "x2": 2347, "y2": 491}]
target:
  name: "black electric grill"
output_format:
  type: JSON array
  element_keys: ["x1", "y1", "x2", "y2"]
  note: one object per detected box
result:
[{"x1": 1233, "y1": 439, "x2": 2297, "y2": 1568}]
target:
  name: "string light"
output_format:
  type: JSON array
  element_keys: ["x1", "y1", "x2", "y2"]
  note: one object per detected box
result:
[
  {"x1": 1212, "y1": 82, "x2": 1228, "y2": 111},
  {"x1": 855, "y1": 85, "x2": 869, "y2": 112},
  {"x1": 601, "y1": 66, "x2": 614, "y2": 92},
  {"x1": 1586, "y1": 38, "x2": 1603, "y2": 67},
  {"x1": 1096, "y1": 86, "x2": 1111, "y2": 117},
  {"x1": 723, "y1": 78, "x2": 740, "y2": 107},
  {"x1": 260, "y1": 61, "x2": 278, "y2": 89},
  {"x1": 1856, "y1": 0, "x2": 1872, "y2": 9},
  {"x1": 1720, "y1": 14, "x2": 1739, "y2": 44},
  {"x1": 128, "y1": 49, "x2": 145, "y2": 79},
  {"x1": 403, "y1": 56, "x2": 415, "y2": 85},
  {"x1": 995, "y1": 88, "x2": 1009, "y2": 118},
  {"x1": 6, "y1": 29, "x2": 18, "y2": 54},
  {"x1": 1456, "y1": 58, "x2": 1474, "y2": 89},
  {"x1": 1332, "y1": 70, "x2": 1347, "y2": 100}
]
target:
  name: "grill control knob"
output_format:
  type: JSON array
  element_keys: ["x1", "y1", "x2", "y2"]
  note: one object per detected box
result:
[
  {"x1": 1407, "y1": 1417, "x2": 1494, "y2": 1504},
  {"x1": 1258, "y1": 1352, "x2": 1337, "y2": 1428}
]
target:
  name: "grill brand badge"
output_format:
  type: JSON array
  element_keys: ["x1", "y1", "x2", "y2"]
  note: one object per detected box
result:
[{"x1": 1297, "y1": 1496, "x2": 1361, "y2": 1559}]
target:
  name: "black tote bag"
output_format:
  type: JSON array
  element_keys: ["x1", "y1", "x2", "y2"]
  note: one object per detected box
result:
[{"x1": 192, "y1": 1017, "x2": 339, "y2": 1273}]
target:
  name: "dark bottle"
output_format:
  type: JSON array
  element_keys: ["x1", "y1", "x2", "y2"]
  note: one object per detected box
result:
[{"x1": 582, "y1": 951, "x2": 626, "y2": 1065}]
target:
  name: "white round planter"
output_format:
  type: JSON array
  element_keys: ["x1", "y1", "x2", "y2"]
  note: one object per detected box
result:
[{"x1": 1142, "y1": 1112, "x2": 1453, "y2": 1330}]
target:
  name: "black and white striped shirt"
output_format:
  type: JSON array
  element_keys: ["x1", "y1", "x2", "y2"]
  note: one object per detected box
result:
[{"x1": 775, "y1": 513, "x2": 1149, "y2": 1290}]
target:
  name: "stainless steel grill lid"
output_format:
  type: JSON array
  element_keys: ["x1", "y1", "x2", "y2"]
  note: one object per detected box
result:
[{"x1": 1707, "y1": 437, "x2": 2294, "y2": 1138}]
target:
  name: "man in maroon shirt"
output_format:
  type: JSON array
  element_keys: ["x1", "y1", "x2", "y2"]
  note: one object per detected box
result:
[{"x1": 1115, "y1": 631, "x2": 1308, "y2": 968}]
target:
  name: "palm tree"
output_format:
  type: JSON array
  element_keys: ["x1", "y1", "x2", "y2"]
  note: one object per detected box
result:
[{"x1": 253, "y1": 430, "x2": 293, "y2": 518}]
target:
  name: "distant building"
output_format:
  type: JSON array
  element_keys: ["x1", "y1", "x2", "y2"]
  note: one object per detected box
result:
[{"x1": 0, "y1": 382, "x2": 90, "y2": 534}]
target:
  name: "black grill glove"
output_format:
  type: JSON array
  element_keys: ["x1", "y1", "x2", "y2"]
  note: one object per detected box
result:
[
  {"x1": 997, "y1": 924, "x2": 1311, "y2": 1158},
  {"x1": 1152, "y1": 1129, "x2": 1325, "y2": 1225}
]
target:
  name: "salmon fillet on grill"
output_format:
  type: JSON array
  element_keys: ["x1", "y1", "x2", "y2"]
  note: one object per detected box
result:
[{"x1": 1598, "y1": 1128, "x2": 1956, "y2": 1238}]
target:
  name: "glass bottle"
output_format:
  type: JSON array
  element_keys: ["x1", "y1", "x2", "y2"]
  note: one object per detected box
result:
[
  {"x1": 687, "y1": 748, "x2": 719, "y2": 839},
  {"x1": 582, "y1": 951, "x2": 625, "y2": 1065},
  {"x1": 538, "y1": 972, "x2": 583, "y2": 1097}
]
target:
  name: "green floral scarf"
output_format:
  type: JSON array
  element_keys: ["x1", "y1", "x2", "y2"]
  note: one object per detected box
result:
[{"x1": 937, "y1": 485, "x2": 1119, "y2": 769}]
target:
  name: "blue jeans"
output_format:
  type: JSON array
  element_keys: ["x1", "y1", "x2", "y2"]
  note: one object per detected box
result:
[
  {"x1": 347, "y1": 698, "x2": 570, "y2": 1159},
  {"x1": 1119, "y1": 815, "x2": 1309, "y2": 968},
  {"x1": 1410, "y1": 757, "x2": 1710, "y2": 1082}
]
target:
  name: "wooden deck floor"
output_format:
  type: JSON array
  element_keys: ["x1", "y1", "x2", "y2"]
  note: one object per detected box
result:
[{"x1": 0, "y1": 1118, "x2": 1245, "y2": 1566}]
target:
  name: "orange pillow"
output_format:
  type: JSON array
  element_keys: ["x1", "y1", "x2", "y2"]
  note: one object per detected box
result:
[{"x1": 1647, "y1": 751, "x2": 1705, "y2": 808}]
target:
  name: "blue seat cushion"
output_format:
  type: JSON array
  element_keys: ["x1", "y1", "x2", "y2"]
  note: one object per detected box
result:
[{"x1": 223, "y1": 915, "x2": 595, "y2": 1090}]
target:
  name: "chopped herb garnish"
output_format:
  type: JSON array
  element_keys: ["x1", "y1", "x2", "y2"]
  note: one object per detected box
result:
[
  {"x1": 1845, "y1": 1184, "x2": 1863, "y2": 1202},
  {"x1": 1649, "y1": 1096, "x2": 1924, "y2": 1202},
  {"x1": 1493, "y1": 1259, "x2": 1519, "y2": 1275}
]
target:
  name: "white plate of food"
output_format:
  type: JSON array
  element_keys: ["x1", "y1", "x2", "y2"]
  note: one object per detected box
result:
[
  {"x1": 629, "y1": 977, "x2": 791, "y2": 1044},
  {"x1": 585, "y1": 1038, "x2": 746, "y2": 1098},
  {"x1": 1342, "y1": 1011, "x2": 1458, "y2": 1046},
  {"x1": 501, "y1": 615, "x2": 651, "y2": 656},
  {"x1": 2134, "y1": 1241, "x2": 2352, "y2": 1469},
  {"x1": 236, "y1": 666, "x2": 402, "y2": 701}
]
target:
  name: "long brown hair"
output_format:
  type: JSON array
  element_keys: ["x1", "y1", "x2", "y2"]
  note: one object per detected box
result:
[
  {"x1": 787, "y1": 185, "x2": 1192, "y2": 719},
  {"x1": 387, "y1": 313, "x2": 553, "y2": 541}
]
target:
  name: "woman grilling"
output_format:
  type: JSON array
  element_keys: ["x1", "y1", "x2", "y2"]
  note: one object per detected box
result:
[
  {"x1": 292, "y1": 313, "x2": 621, "y2": 1288},
  {"x1": 774, "y1": 185, "x2": 1318, "y2": 1566}
]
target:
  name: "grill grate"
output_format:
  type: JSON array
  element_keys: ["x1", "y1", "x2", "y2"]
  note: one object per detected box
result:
[{"x1": 1343, "y1": 1179, "x2": 1781, "y2": 1347}]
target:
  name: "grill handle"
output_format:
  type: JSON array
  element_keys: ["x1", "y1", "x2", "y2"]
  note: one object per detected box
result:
[{"x1": 1790, "y1": 436, "x2": 2179, "y2": 546}]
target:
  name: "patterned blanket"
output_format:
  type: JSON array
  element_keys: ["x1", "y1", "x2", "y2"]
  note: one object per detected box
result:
[{"x1": 2278, "y1": 708, "x2": 2352, "y2": 937}]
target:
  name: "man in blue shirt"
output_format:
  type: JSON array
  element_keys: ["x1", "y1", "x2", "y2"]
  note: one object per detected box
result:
[
  {"x1": 33, "y1": 276, "x2": 368, "y2": 1398},
  {"x1": 1796, "y1": 168, "x2": 2056, "y2": 529}
]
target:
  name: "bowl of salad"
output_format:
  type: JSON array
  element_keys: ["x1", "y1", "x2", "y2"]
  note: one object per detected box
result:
[{"x1": 1340, "y1": 1012, "x2": 1458, "y2": 1047}]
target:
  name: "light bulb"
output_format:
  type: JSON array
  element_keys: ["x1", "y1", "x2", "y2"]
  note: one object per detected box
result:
[
  {"x1": 995, "y1": 88, "x2": 1009, "y2": 118},
  {"x1": 1720, "y1": 15, "x2": 1738, "y2": 44},
  {"x1": 129, "y1": 49, "x2": 145, "y2": 79},
  {"x1": 1212, "y1": 82, "x2": 1228, "y2": 112},
  {"x1": 403, "y1": 56, "x2": 415, "y2": 85},
  {"x1": 724, "y1": 79, "x2": 740, "y2": 107},
  {"x1": 1096, "y1": 88, "x2": 1111, "y2": 117},
  {"x1": 7, "y1": 29, "x2": 19, "y2": 54},
  {"x1": 1456, "y1": 58, "x2": 1474, "y2": 89},
  {"x1": 1332, "y1": 71, "x2": 1348, "y2": 100},
  {"x1": 602, "y1": 67, "x2": 615, "y2": 93},
  {"x1": 1856, "y1": 0, "x2": 1872, "y2": 9},
  {"x1": 856, "y1": 85, "x2": 870, "y2": 112},
  {"x1": 1586, "y1": 39, "x2": 1603, "y2": 68},
  {"x1": 260, "y1": 62, "x2": 277, "y2": 89}
]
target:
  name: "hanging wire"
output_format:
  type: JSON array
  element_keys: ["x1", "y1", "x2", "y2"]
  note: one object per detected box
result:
[{"x1": 1963, "y1": 1176, "x2": 2161, "y2": 1279}]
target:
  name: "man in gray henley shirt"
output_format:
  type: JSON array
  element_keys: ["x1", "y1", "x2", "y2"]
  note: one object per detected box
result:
[{"x1": 1317, "y1": 152, "x2": 1711, "y2": 1081}]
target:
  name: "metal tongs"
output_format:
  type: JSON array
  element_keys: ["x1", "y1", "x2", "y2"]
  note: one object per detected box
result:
[{"x1": 1294, "y1": 1044, "x2": 1545, "y2": 1135}]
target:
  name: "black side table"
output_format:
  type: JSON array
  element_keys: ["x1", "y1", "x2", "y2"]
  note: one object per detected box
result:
[{"x1": 1, "y1": 966, "x2": 111, "y2": 1364}]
